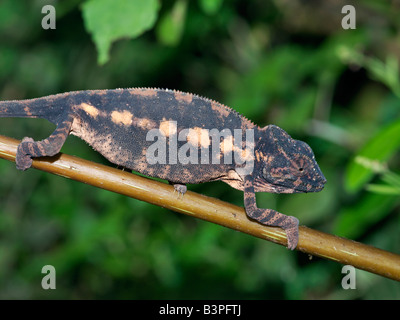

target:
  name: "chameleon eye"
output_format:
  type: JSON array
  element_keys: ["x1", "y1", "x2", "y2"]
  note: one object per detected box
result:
[{"x1": 290, "y1": 156, "x2": 309, "y2": 177}]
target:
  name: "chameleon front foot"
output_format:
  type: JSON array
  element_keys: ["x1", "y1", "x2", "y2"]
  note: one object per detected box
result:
[
  {"x1": 280, "y1": 215, "x2": 299, "y2": 250},
  {"x1": 247, "y1": 208, "x2": 299, "y2": 250},
  {"x1": 243, "y1": 177, "x2": 301, "y2": 250}
]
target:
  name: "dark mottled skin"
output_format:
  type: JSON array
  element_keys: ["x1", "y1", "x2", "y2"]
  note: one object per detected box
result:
[{"x1": 0, "y1": 88, "x2": 326, "y2": 249}]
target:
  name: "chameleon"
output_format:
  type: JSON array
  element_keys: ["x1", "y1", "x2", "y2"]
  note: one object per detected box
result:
[{"x1": 0, "y1": 88, "x2": 326, "y2": 250}]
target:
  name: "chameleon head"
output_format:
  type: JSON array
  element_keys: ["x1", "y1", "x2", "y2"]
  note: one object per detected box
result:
[{"x1": 254, "y1": 125, "x2": 326, "y2": 194}]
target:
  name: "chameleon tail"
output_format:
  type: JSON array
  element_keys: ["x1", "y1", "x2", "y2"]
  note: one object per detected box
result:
[{"x1": 0, "y1": 95, "x2": 65, "y2": 124}]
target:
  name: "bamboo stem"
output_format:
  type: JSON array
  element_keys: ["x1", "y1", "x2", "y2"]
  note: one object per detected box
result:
[{"x1": 0, "y1": 134, "x2": 399, "y2": 281}]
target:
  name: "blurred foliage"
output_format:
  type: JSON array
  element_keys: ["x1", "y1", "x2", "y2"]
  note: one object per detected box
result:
[
  {"x1": 356, "y1": 156, "x2": 400, "y2": 195},
  {"x1": 82, "y1": 0, "x2": 160, "y2": 64},
  {"x1": 0, "y1": 0, "x2": 399, "y2": 299}
]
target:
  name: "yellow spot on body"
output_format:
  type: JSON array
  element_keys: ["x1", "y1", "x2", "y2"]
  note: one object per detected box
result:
[
  {"x1": 293, "y1": 178, "x2": 302, "y2": 188},
  {"x1": 79, "y1": 103, "x2": 100, "y2": 118},
  {"x1": 174, "y1": 91, "x2": 193, "y2": 104},
  {"x1": 111, "y1": 110, "x2": 133, "y2": 126},
  {"x1": 159, "y1": 120, "x2": 177, "y2": 137},
  {"x1": 220, "y1": 135, "x2": 234, "y2": 154},
  {"x1": 255, "y1": 150, "x2": 263, "y2": 162},
  {"x1": 92, "y1": 90, "x2": 108, "y2": 96},
  {"x1": 129, "y1": 88, "x2": 158, "y2": 97},
  {"x1": 237, "y1": 148, "x2": 253, "y2": 162},
  {"x1": 135, "y1": 117, "x2": 156, "y2": 130},
  {"x1": 24, "y1": 106, "x2": 33, "y2": 116},
  {"x1": 211, "y1": 101, "x2": 230, "y2": 119},
  {"x1": 187, "y1": 127, "x2": 210, "y2": 148}
]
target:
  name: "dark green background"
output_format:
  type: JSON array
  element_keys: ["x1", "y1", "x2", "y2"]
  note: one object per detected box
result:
[{"x1": 0, "y1": 0, "x2": 399, "y2": 299}]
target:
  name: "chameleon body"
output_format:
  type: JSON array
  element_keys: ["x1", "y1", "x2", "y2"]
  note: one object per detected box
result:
[{"x1": 0, "y1": 88, "x2": 326, "y2": 249}]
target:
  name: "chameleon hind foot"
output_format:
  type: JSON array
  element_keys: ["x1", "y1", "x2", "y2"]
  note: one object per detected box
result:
[
  {"x1": 15, "y1": 137, "x2": 35, "y2": 171},
  {"x1": 173, "y1": 183, "x2": 187, "y2": 198}
]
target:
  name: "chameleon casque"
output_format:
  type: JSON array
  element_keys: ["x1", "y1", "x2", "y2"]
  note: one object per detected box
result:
[{"x1": 0, "y1": 88, "x2": 326, "y2": 250}]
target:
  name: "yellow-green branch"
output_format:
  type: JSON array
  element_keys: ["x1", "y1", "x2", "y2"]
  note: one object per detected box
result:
[{"x1": 1, "y1": 134, "x2": 400, "y2": 281}]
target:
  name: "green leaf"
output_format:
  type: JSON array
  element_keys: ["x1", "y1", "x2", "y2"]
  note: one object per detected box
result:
[
  {"x1": 334, "y1": 192, "x2": 398, "y2": 239},
  {"x1": 199, "y1": 0, "x2": 223, "y2": 15},
  {"x1": 382, "y1": 171, "x2": 400, "y2": 189},
  {"x1": 367, "y1": 55, "x2": 400, "y2": 98},
  {"x1": 82, "y1": 0, "x2": 160, "y2": 65},
  {"x1": 365, "y1": 184, "x2": 400, "y2": 195},
  {"x1": 156, "y1": 0, "x2": 187, "y2": 46},
  {"x1": 345, "y1": 118, "x2": 400, "y2": 193}
]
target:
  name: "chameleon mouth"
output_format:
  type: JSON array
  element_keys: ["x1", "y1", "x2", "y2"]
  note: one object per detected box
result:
[
  {"x1": 297, "y1": 178, "x2": 326, "y2": 193},
  {"x1": 254, "y1": 179, "x2": 297, "y2": 194},
  {"x1": 254, "y1": 177, "x2": 326, "y2": 194}
]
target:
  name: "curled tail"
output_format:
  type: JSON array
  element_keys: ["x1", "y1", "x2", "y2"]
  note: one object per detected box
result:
[{"x1": 0, "y1": 93, "x2": 74, "y2": 171}]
